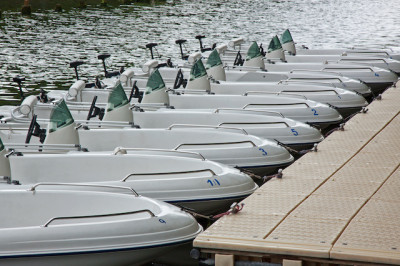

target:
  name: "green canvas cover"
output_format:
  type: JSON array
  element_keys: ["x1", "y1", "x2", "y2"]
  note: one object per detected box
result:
[
  {"x1": 281, "y1": 29, "x2": 293, "y2": 44},
  {"x1": 190, "y1": 59, "x2": 207, "y2": 81},
  {"x1": 49, "y1": 100, "x2": 74, "y2": 133},
  {"x1": 107, "y1": 82, "x2": 129, "y2": 112},
  {"x1": 0, "y1": 137, "x2": 4, "y2": 151},
  {"x1": 145, "y1": 69, "x2": 166, "y2": 95},
  {"x1": 246, "y1": 41, "x2": 262, "y2": 60},
  {"x1": 206, "y1": 49, "x2": 223, "y2": 70},
  {"x1": 268, "y1": 35, "x2": 282, "y2": 52}
]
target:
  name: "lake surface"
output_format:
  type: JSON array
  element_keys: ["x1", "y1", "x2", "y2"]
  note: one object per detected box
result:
[{"x1": 0, "y1": 0, "x2": 399, "y2": 105}]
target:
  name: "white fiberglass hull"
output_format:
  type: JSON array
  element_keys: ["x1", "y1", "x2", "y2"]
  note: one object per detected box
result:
[
  {"x1": 261, "y1": 62, "x2": 398, "y2": 93},
  {"x1": 138, "y1": 66, "x2": 373, "y2": 98},
  {"x1": 2, "y1": 103, "x2": 325, "y2": 150},
  {"x1": 0, "y1": 189, "x2": 202, "y2": 266},
  {"x1": 283, "y1": 54, "x2": 400, "y2": 74},
  {"x1": 5, "y1": 151, "x2": 260, "y2": 215},
  {"x1": 165, "y1": 94, "x2": 343, "y2": 128},
  {"x1": 207, "y1": 81, "x2": 368, "y2": 118},
  {"x1": 294, "y1": 48, "x2": 400, "y2": 61}
]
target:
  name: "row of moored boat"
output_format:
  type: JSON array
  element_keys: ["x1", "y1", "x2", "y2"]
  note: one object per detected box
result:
[{"x1": 0, "y1": 29, "x2": 399, "y2": 265}]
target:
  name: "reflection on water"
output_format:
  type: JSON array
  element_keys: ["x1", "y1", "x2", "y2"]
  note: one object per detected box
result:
[{"x1": 0, "y1": 0, "x2": 399, "y2": 105}]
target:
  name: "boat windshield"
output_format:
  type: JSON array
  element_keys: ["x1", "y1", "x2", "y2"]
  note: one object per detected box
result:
[
  {"x1": 268, "y1": 35, "x2": 282, "y2": 52},
  {"x1": 0, "y1": 138, "x2": 4, "y2": 151},
  {"x1": 281, "y1": 29, "x2": 293, "y2": 44},
  {"x1": 190, "y1": 59, "x2": 207, "y2": 81},
  {"x1": 49, "y1": 100, "x2": 74, "y2": 133},
  {"x1": 107, "y1": 82, "x2": 129, "y2": 112},
  {"x1": 246, "y1": 41, "x2": 262, "y2": 60},
  {"x1": 145, "y1": 69, "x2": 166, "y2": 95},
  {"x1": 206, "y1": 49, "x2": 223, "y2": 70}
]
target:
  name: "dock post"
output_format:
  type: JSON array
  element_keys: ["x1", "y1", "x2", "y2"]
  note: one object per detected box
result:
[
  {"x1": 21, "y1": 0, "x2": 32, "y2": 15},
  {"x1": 283, "y1": 259, "x2": 302, "y2": 266},
  {"x1": 215, "y1": 254, "x2": 234, "y2": 266}
]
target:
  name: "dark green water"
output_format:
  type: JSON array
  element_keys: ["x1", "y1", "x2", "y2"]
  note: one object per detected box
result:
[{"x1": 0, "y1": 0, "x2": 399, "y2": 105}]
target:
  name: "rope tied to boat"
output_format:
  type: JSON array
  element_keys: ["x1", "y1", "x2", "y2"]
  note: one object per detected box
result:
[
  {"x1": 177, "y1": 202, "x2": 245, "y2": 221},
  {"x1": 212, "y1": 202, "x2": 245, "y2": 219},
  {"x1": 325, "y1": 105, "x2": 370, "y2": 138},
  {"x1": 262, "y1": 168, "x2": 283, "y2": 183},
  {"x1": 274, "y1": 139, "x2": 318, "y2": 156},
  {"x1": 324, "y1": 123, "x2": 345, "y2": 137}
]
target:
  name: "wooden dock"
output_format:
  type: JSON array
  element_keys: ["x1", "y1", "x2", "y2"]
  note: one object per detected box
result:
[{"x1": 193, "y1": 83, "x2": 400, "y2": 265}]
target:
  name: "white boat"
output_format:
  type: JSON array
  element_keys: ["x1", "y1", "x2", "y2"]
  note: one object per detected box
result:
[
  {"x1": 224, "y1": 39, "x2": 398, "y2": 93},
  {"x1": 140, "y1": 67, "x2": 343, "y2": 128},
  {"x1": 0, "y1": 185, "x2": 202, "y2": 266},
  {"x1": 224, "y1": 34, "x2": 400, "y2": 74},
  {"x1": 71, "y1": 67, "x2": 343, "y2": 129},
  {"x1": 109, "y1": 59, "x2": 372, "y2": 99},
  {"x1": 3, "y1": 88, "x2": 325, "y2": 152},
  {"x1": 0, "y1": 110, "x2": 260, "y2": 215},
  {"x1": 144, "y1": 51, "x2": 368, "y2": 118},
  {"x1": 97, "y1": 51, "x2": 373, "y2": 98},
  {"x1": 280, "y1": 29, "x2": 400, "y2": 61},
  {"x1": 264, "y1": 35, "x2": 400, "y2": 75}
]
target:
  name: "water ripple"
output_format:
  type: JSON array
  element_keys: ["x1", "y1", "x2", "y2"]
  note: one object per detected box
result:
[{"x1": 0, "y1": 0, "x2": 399, "y2": 104}]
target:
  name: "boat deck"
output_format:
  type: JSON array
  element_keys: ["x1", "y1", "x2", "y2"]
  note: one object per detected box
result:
[{"x1": 193, "y1": 83, "x2": 400, "y2": 265}]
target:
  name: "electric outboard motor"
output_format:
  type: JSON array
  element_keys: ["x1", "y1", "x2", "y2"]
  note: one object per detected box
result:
[
  {"x1": 195, "y1": 35, "x2": 215, "y2": 53},
  {"x1": 98, "y1": 54, "x2": 121, "y2": 78},
  {"x1": 13, "y1": 76, "x2": 26, "y2": 100},
  {"x1": 146, "y1": 42, "x2": 159, "y2": 59},
  {"x1": 175, "y1": 39, "x2": 189, "y2": 60},
  {"x1": 69, "y1": 61, "x2": 85, "y2": 80}
]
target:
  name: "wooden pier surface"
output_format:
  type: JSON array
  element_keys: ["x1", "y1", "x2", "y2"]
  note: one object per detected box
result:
[{"x1": 194, "y1": 83, "x2": 400, "y2": 265}]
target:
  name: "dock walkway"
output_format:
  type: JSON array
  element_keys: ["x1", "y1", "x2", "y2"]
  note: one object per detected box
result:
[{"x1": 194, "y1": 84, "x2": 400, "y2": 265}]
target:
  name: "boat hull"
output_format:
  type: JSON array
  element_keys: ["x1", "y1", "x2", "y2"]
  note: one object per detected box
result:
[{"x1": 0, "y1": 242, "x2": 181, "y2": 266}]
